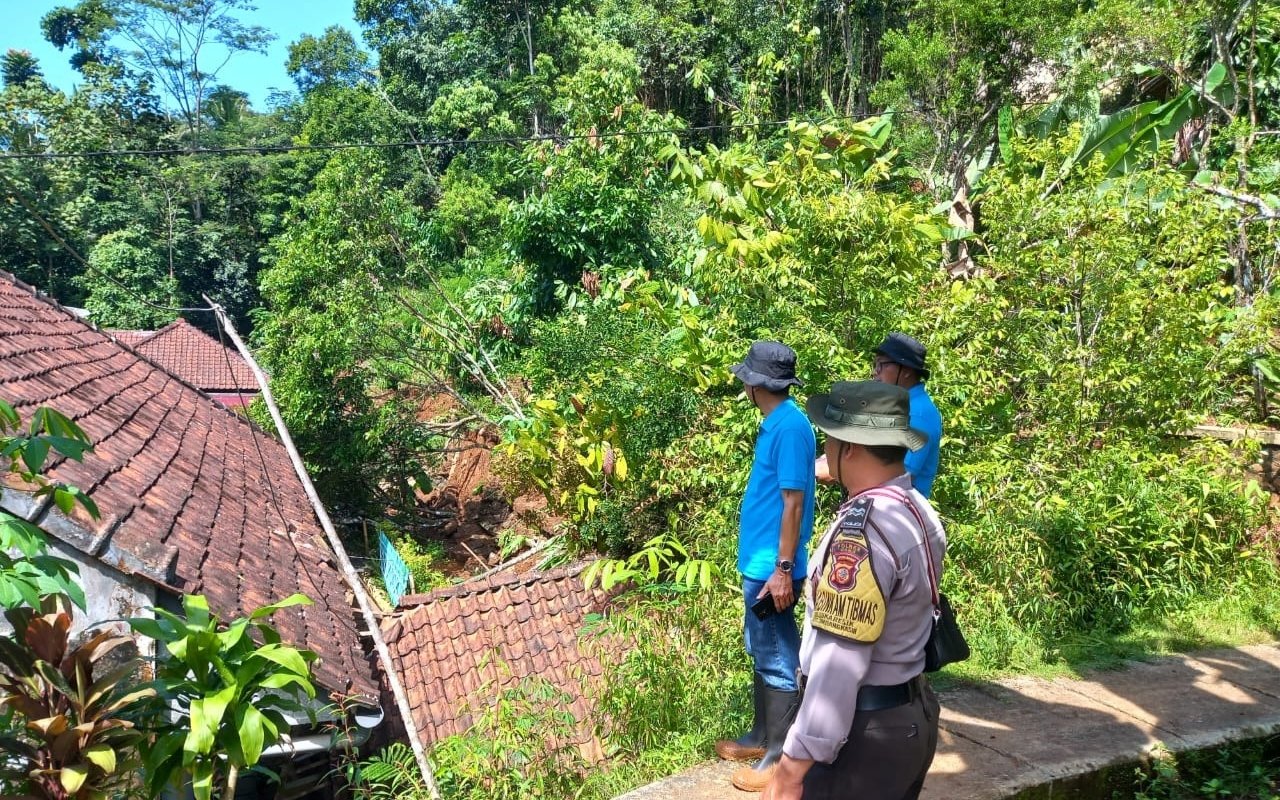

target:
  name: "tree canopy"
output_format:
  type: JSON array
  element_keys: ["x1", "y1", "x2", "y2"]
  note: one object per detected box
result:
[{"x1": 4, "y1": 0, "x2": 1280, "y2": 795}]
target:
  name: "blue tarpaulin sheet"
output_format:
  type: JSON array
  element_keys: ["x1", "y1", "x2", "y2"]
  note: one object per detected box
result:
[{"x1": 379, "y1": 532, "x2": 411, "y2": 607}]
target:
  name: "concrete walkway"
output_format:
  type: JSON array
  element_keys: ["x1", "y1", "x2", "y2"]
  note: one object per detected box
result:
[{"x1": 616, "y1": 644, "x2": 1280, "y2": 800}]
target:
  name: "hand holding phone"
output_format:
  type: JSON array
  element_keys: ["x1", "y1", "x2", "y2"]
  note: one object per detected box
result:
[{"x1": 751, "y1": 592, "x2": 778, "y2": 620}]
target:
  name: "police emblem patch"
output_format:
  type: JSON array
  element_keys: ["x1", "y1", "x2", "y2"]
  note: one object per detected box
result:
[
  {"x1": 827, "y1": 537, "x2": 870, "y2": 592},
  {"x1": 812, "y1": 497, "x2": 887, "y2": 643}
]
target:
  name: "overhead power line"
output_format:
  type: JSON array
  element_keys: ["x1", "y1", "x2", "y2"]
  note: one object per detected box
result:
[{"x1": 0, "y1": 112, "x2": 905, "y2": 161}]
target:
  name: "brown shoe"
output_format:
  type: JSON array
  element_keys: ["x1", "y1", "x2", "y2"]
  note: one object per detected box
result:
[
  {"x1": 731, "y1": 763, "x2": 775, "y2": 792},
  {"x1": 715, "y1": 739, "x2": 767, "y2": 761},
  {"x1": 730, "y1": 687, "x2": 799, "y2": 793}
]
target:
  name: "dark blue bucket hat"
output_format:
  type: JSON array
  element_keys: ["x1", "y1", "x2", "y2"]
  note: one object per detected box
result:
[
  {"x1": 875, "y1": 332, "x2": 930, "y2": 380},
  {"x1": 731, "y1": 341, "x2": 803, "y2": 392}
]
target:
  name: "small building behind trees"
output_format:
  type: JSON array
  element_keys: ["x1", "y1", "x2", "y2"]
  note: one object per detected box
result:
[{"x1": 109, "y1": 317, "x2": 260, "y2": 409}]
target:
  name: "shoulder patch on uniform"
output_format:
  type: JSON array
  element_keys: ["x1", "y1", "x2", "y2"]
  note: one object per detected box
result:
[
  {"x1": 812, "y1": 500, "x2": 886, "y2": 643},
  {"x1": 839, "y1": 497, "x2": 872, "y2": 531}
]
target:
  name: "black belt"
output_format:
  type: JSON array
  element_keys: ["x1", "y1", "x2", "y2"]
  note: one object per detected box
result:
[
  {"x1": 855, "y1": 680, "x2": 914, "y2": 712},
  {"x1": 796, "y1": 675, "x2": 918, "y2": 712}
]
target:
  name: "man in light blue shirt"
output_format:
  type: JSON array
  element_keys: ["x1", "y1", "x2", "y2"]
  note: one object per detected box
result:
[
  {"x1": 716, "y1": 341, "x2": 817, "y2": 792},
  {"x1": 872, "y1": 333, "x2": 942, "y2": 497},
  {"x1": 815, "y1": 333, "x2": 943, "y2": 497}
]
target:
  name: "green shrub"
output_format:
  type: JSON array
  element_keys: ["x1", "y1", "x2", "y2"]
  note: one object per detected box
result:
[
  {"x1": 1130, "y1": 739, "x2": 1280, "y2": 800},
  {"x1": 345, "y1": 743, "x2": 432, "y2": 800},
  {"x1": 432, "y1": 676, "x2": 590, "y2": 800},
  {"x1": 393, "y1": 533, "x2": 450, "y2": 594},
  {"x1": 589, "y1": 589, "x2": 743, "y2": 755},
  {"x1": 944, "y1": 440, "x2": 1271, "y2": 656}
]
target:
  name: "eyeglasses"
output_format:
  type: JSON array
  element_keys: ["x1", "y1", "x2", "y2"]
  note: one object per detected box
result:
[{"x1": 872, "y1": 358, "x2": 896, "y2": 374}]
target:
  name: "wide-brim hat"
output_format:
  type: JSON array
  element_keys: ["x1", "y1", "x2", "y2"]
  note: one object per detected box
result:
[
  {"x1": 807, "y1": 381, "x2": 928, "y2": 451},
  {"x1": 731, "y1": 340, "x2": 803, "y2": 392},
  {"x1": 875, "y1": 332, "x2": 930, "y2": 380}
]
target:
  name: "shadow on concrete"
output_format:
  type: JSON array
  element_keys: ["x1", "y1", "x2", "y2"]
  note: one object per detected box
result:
[
  {"x1": 615, "y1": 645, "x2": 1280, "y2": 800},
  {"x1": 922, "y1": 644, "x2": 1280, "y2": 799}
]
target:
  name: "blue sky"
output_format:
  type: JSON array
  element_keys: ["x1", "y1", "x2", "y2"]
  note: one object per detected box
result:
[{"x1": 3, "y1": 0, "x2": 365, "y2": 109}]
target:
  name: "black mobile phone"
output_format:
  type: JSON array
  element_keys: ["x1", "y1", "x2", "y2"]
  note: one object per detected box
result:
[{"x1": 751, "y1": 593, "x2": 778, "y2": 620}]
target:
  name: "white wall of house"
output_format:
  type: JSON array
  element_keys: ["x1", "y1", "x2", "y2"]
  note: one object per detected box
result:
[
  {"x1": 51, "y1": 537, "x2": 158, "y2": 654},
  {"x1": 0, "y1": 537, "x2": 157, "y2": 658}
]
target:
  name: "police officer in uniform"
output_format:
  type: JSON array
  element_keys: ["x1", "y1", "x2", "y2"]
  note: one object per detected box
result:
[{"x1": 764, "y1": 380, "x2": 946, "y2": 800}]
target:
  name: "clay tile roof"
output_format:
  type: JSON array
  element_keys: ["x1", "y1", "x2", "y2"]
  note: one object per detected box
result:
[
  {"x1": 110, "y1": 330, "x2": 153, "y2": 348},
  {"x1": 0, "y1": 272, "x2": 375, "y2": 700},
  {"x1": 385, "y1": 565, "x2": 621, "y2": 749},
  {"x1": 109, "y1": 318, "x2": 258, "y2": 394}
]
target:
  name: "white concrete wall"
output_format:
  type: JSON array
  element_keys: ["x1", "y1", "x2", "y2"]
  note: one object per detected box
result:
[{"x1": 0, "y1": 538, "x2": 156, "y2": 660}]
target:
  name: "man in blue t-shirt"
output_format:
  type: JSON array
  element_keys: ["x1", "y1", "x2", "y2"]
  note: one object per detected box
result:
[
  {"x1": 872, "y1": 333, "x2": 942, "y2": 498},
  {"x1": 815, "y1": 333, "x2": 943, "y2": 497},
  {"x1": 716, "y1": 341, "x2": 817, "y2": 793}
]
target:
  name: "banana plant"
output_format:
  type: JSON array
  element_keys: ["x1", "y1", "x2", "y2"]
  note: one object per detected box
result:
[
  {"x1": 128, "y1": 593, "x2": 319, "y2": 800},
  {"x1": 0, "y1": 606, "x2": 155, "y2": 799},
  {"x1": 978, "y1": 63, "x2": 1233, "y2": 195}
]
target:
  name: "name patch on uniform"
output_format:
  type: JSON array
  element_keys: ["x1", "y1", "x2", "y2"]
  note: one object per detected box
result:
[{"x1": 812, "y1": 498, "x2": 886, "y2": 643}]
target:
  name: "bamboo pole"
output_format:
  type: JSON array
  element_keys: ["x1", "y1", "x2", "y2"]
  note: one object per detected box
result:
[{"x1": 206, "y1": 299, "x2": 440, "y2": 799}]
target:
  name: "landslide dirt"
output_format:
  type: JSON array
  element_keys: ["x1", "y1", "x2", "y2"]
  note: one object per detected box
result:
[{"x1": 412, "y1": 395, "x2": 559, "y2": 579}]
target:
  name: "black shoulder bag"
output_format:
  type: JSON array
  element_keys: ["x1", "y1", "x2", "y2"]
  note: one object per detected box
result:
[{"x1": 867, "y1": 487, "x2": 970, "y2": 672}]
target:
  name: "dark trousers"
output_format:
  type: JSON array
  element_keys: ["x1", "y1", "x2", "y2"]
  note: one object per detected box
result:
[{"x1": 802, "y1": 676, "x2": 940, "y2": 800}]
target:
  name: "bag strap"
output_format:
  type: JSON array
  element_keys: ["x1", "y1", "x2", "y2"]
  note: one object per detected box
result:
[{"x1": 857, "y1": 485, "x2": 940, "y2": 612}]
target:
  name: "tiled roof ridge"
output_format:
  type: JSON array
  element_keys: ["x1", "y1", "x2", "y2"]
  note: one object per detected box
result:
[
  {"x1": 116, "y1": 315, "x2": 258, "y2": 394},
  {"x1": 0, "y1": 271, "x2": 279, "y2": 444},
  {"x1": 106, "y1": 329, "x2": 155, "y2": 344},
  {"x1": 396, "y1": 562, "x2": 590, "y2": 609},
  {"x1": 140, "y1": 316, "x2": 199, "y2": 344}
]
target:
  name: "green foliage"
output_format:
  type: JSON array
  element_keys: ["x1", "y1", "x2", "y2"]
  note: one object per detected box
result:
[
  {"x1": 103, "y1": 0, "x2": 274, "y2": 141},
  {"x1": 582, "y1": 533, "x2": 718, "y2": 591},
  {"x1": 1130, "y1": 740, "x2": 1280, "y2": 800},
  {"x1": 505, "y1": 38, "x2": 676, "y2": 318},
  {"x1": 286, "y1": 26, "x2": 369, "y2": 94},
  {"x1": 432, "y1": 675, "x2": 590, "y2": 800},
  {"x1": 0, "y1": 399, "x2": 95, "y2": 611},
  {"x1": 78, "y1": 227, "x2": 178, "y2": 329},
  {"x1": 585, "y1": 589, "x2": 741, "y2": 758},
  {"x1": 254, "y1": 150, "x2": 437, "y2": 512},
  {"x1": 505, "y1": 392, "x2": 630, "y2": 521},
  {"x1": 945, "y1": 443, "x2": 1268, "y2": 644},
  {"x1": 2, "y1": 50, "x2": 44, "y2": 89},
  {"x1": 390, "y1": 532, "x2": 449, "y2": 594},
  {"x1": 952, "y1": 147, "x2": 1269, "y2": 445},
  {"x1": 509, "y1": 292, "x2": 703, "y2": 542},
  {"x1": 939, "y1": 145, "x2": 1270, "y2": 451},
  {"x1": 345, "y1": 742, "x2": 432, "y2": 800},
  {"x1": 128, "y1": 594, "x2": 319, "y2": 800},
  {"x1": 874, "y1": 0, "x2": 1083, "y2": 183},
  {"x1": 0, "y1": 607, "x2": 154, "y2": 800},
  {"x1": 40, "y1": 0, "x2": 115, "y2": 73},
  {"x1": 668, "y1": 114, "x2": 947, "y2": 384}
]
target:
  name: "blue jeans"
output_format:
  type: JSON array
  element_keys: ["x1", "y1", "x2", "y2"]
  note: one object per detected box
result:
[{"x1": 742, "y1": 576, "x2": 804, "y2": 691}]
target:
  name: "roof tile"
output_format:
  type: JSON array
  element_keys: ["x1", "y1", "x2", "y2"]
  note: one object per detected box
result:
[
  {"x1": 109, "y1": 319, "x2": 258, "y2": 394},
  {"x1": 0, "y1": 272, "x2": 376, "y2": 700},
  {"x1": 386, "y1": 565, "x2": 623, "y2": 749}
]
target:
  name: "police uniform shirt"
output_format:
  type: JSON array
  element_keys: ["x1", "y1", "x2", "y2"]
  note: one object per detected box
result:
[{"x1": 782, "y1": 473, "x2": 947, "y2": 764}]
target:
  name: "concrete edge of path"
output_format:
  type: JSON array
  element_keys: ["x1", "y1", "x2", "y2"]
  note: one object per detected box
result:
[{"x1": 615, "y1": 644, "x2": 1280, "y2": 800}]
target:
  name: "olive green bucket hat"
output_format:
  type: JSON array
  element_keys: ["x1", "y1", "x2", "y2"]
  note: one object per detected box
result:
[{"x1": 806, "y1": 381, "x2": 928, "y2": 451}]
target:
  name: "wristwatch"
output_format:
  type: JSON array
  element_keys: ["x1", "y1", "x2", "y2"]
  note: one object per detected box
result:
[{"x1": 776, "y1": 559, "x2": 794, "y2": 574}]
